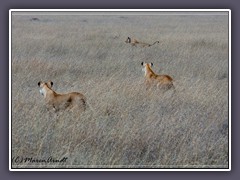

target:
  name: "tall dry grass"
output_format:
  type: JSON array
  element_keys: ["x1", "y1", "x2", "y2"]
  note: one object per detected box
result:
[{"x1": 11, "y1": 13, "x2": 229, "y2": 168}]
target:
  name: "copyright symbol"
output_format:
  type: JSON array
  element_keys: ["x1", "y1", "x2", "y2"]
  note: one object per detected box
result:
[{"x1": 12, "y1": 156, "x2": 23, "y2": 164}]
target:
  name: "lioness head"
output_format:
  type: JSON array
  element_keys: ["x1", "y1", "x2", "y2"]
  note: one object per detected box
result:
[
  {"x1": 125, "y1": 37, "x2": 131, "y2": 43},
  {"x1": 141, "y1": 62, "x2": 153, "y2": 67},
  {"x1": 141, "y1": 62, "x2": 153, "y2": 75},
  {"x1": 38, "y1": 81, "x2": 53, "y2": 96}
]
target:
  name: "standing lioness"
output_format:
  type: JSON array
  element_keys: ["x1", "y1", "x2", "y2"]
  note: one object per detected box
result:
[
  {"x1": 38, "y1": 81, "x2": 86, "y2": 112},
  {"x1": 141, "y1": 62, "x2": 174, "y2": 90}
]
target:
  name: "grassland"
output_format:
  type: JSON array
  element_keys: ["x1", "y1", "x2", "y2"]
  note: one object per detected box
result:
[{"x1": 11, "y1": 12, "x2": 229, "y2": 169}]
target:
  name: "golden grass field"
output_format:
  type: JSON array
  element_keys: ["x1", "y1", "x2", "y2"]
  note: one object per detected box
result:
[{"x1": 11, "y1": 12, "x2": 229, "y2": 169}]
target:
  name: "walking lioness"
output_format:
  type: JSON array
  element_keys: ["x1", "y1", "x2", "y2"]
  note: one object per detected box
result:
[
  {"x1": 141, "y1": 62, "x2": 174, "y2": 90},
  {"x1": 125, "y1": 37, "x2": 159, "y2": 47},
  {"x1": 38, "y1": 81, "x2": 86, "y2": 112}
]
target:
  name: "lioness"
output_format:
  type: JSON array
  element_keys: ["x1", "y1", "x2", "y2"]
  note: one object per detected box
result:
[
  {"x1": 125, "y1": 37, "x2": 159, "y2": 47},
  {"x1": 141, "y1": 62, "x2": 174, "y2": 90},
  {"x1": 38, "y1": 81, "x2": 86, "y2": 112}
]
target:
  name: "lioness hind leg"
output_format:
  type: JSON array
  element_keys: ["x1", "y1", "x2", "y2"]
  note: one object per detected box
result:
[
  {"x1": 74, "y1": 97, "x2": 87, "y2": 112},
  {"x1": 156, "y1": 82, "x2": 172, "y2": 92},
  {"x1": 81, "y1": 98, "x2": 87, "y2": 111}
]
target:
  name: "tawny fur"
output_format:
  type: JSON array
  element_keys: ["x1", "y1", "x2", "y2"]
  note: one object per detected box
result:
[
  {"x1": 38, "y1": 81, "x2": 86, "y2": 112},
  {"x1": 125, "y1": 37, "x2": 159, "y2": 47},
  {"x1": 141, "y1": 62, "x2": 174, "y2": 90}
]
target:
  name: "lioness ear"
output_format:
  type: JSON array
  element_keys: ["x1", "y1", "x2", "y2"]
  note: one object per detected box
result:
[
  {"x1": 38, "y1": 81, "x2": 41, "y2": 87},
  {"x1": 141, "y1": 62, "x2": 144, "y2": 66},
  {"x1": 151, "y1": 63, "x2": 153, "y2": 67},
  {"x1": 47, "y1": 81, "x2": 53, "y2": 87}
]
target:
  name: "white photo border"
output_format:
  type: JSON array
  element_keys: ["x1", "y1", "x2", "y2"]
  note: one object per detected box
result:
[{"x1": 9, "y1": 9, "x2": 231, "y2": 171}]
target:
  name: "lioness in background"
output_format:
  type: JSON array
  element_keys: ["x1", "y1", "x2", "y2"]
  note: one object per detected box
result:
[{"x1": 125, "y1": 37, "x2": 159, "y2": 47}]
